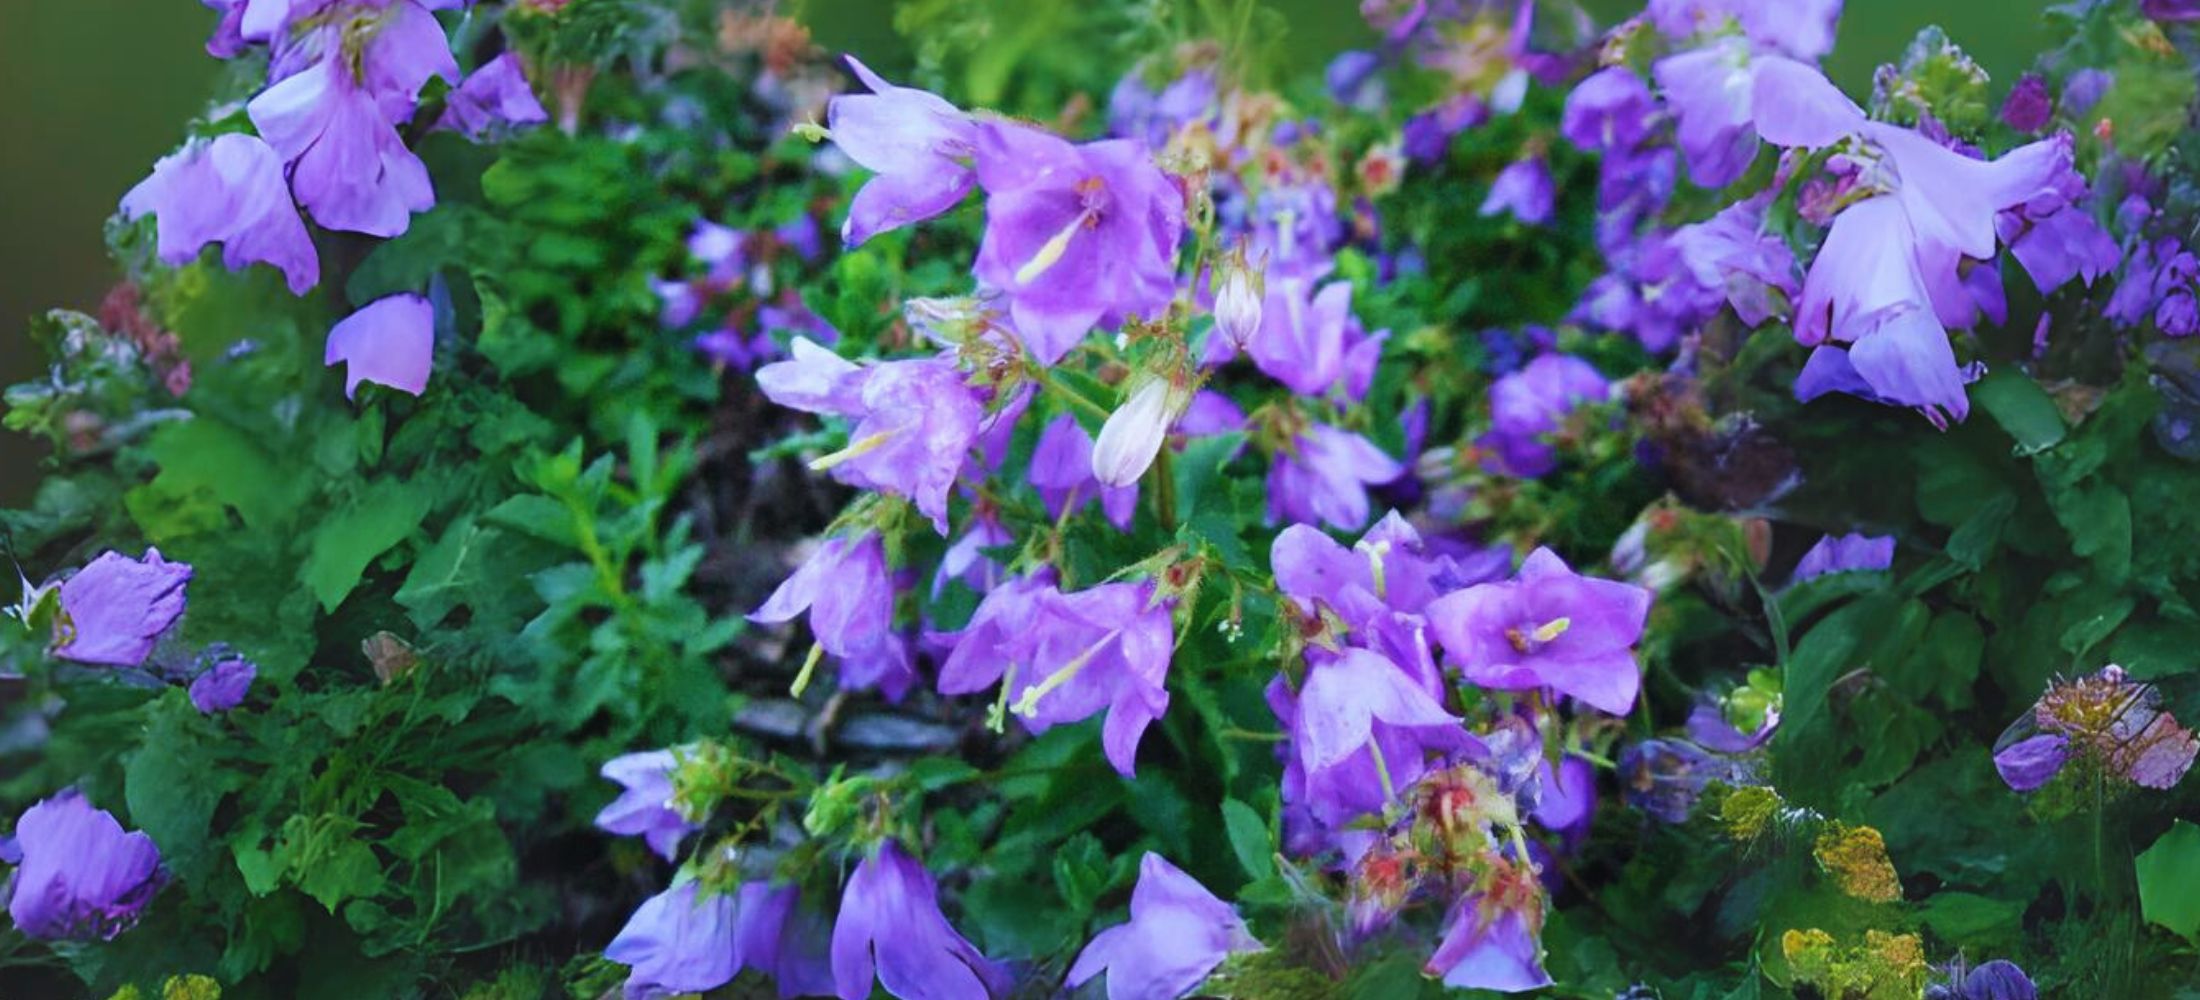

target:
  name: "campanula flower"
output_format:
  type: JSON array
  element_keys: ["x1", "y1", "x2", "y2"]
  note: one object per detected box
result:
[
  {"x1": 2001, "y1": 74, "x2": 2052, "y2": 133},
  {"x1": 187, "y1": 657, "x2": 257, "y2": 714},
  {"x1": 1239, "y1": 181, "x2": 1344, "y2": 284},
  {"x1": 831, "y1": 839, "x2": 1010, "y2": 1000},
  {"x1": 1667, "y1": 195, "x2": 1798, "y2": 326},
  {"x1": 1480, "y1": 354, "x2": 1609, "y2": 478},
  {"x1": 593, "y1": 749, "x2": 698, "y2": 862},
  {"x1": 1268, "y1": 423, "x2": 1405, "y2": 531},
  {"x1": 1930, "y1": 958, "x2": 2038, "y2": 1000},
  {"x1": 1995, "y1": 135, "x2": 2120, "y2": 296},
  {"x1": 1994, "y1": 666, "x2": 2197, "y2": 792},
  {"x1": 1031, "y1": 413, "x2": 1137, "y2": 529},
  {"x1": 1424, "y1": 889, "x2": 1552, "y2": 993},
  {"x1": 751, "y1": 533, "x2": 913, "y2": 698},
  {"x1": 936, "y1": 577, "x2": 1174, "y2": 777},
  {"x1": 1559, "y1": 68, "x2": 1657, "y2": 155},
  {"x1": 1648, "y1": 0, "x2": 1845, "y2": 60},
  {"x1": 1532, "y1": 755, "x2": 1597, "y2": 849},
  {"x1": 6, "y1": 791, "x2": 165, "y2": 941},
  {"x1": 756, "y1": 340, "x2": 988, "y2": 534},
  {"x1": 1272, "y1": 650, "x2": 1479, "y2": 831},
  {"x1": 1685, "y1": 701, "x2": 1778, "y2": 753},
  {"x1": 931, "y1": 509, "x2": 1014, "y2": 599},
  {"x1": 121, "y1": 134, "x2": 319, "y2": 295},
  {"x1": 1426, "y1": 547, "x2": 1651, "y2": 716},
  {"x1": 1480, "y1": 155, "x2": 1555, "y2": 225},
  {"x1": 971, "y1": 122, "x2": 1184, "y2": 365},
  {"x1": 1245, "y1": 280, "x2": 1382, "y2": 398},
  {"x1": 2144, "y1": 0, "x2": 2200, "y2": 20},
  {"x1": 1992, "y1": 735, "x2": 2068, "y2": 792},
  {"x1": 1093, "y1": 380, "x2": 1185, "y2": 488},
  {"x1": 829, "y1": 56, "x2": 978, "y2": 246},
  {"x1": 1211, "y1": 265, "x2": 1263, "y2": 351},
  {"x1": 435, "y1": 53, "x2": 549, "y2": 140},
  {"x1": 325, "y1": 293, "x2": 435, "y2": 398},
  {"x1": 1790, "y1": 533, "x2": 1895, "y2": 583},
  {"x1": 608, "y1": 879, "x2": 827, "y2": 999},
  {"x1": 1107, "y1": 67, "x2": 1218, "y2": 150},
  {"x1": 52, "y1": 549, "x2": 192, "y2": 668},
  {"x1": 1066, "y1": 852, "x2": 1261, "y2": 1000}
]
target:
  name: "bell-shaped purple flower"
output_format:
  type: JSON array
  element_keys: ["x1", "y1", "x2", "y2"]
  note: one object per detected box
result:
[
  {"x1": 593, "y1": 750, "x2": 698, "y2": 862},
  {"x1": 2144, "y1": 0, "x2": 2200, "y2": 20},
  {"x1": 1267, "y1": 423, "x2": 1405, "y2": 531},
  {"x1": 1031, "y1": 413, "x2": 1137, "y2": 529},
  {"x1": 1426, "y1": 548, "x2": 1651, "y2": 716},
  {"x1": 608, "y1": 878, "x2": 830, "y2": 999},
  {"x1": 435, "y1": 53, "x2": 549, "y2": 140},
  {"x1": 326, "y1": 293, "x2": 435, "y2": 398},
  {"x1": 6, "y1": 791, "x2": 165, "y2": 941},
  {"x1": 750, "y1": 533, "x2": 913, "y2": 699},
  {"x1": 1273, "y1": 650, "x2": 1479, "y2": 832},
  {"x1": 2001, "y1": 74, "x2": 2053, "y2": 133},
  {"x1": 1244, "y1": 279, "x2": 1385, "y2": 400},
  {"x1": 831, "y1": 839, "x2": 1010, "y2": 1000},
  {"x1": 1648, "y1": 0, "x2": 1845, "y2": 61},
  {"x1": 121, "y1": 134, "x2": 319, "y2": 295},
  {"x1": 1067, "y1": 852, "x2": 1261, "y2": 1000},
  {"x1": 971, "y1": 122, "x2": 1184, "y2": 365},
  {"x1": 830, "y1": 57, "x2": 979, "y2": 246},
  {"x1": 1480, "y1": 354, "x2": 1609, "y2": 478},
  {"x1": 187, "y1": 657, "x2": 257, "y2": 714},
  {"x1": 53, "y1": 549, "x2": 192, "y2": 668},
  {"x1": 1532, "y1": 754, "x2": 1597, "y2": 849},
  {"x1": 1559, "y1": 68, "x2": 1657, "y2": 154},
  {"x1": 1992, "y1": 734, "x2": 2068, "y2": 792},
  {"x1": 937, "y1": 577, "x2": 1174, "y2": 776},
  {"x1": 1685, "y1": 701, "x2": 1778, "y2": 753},
  {"x1": 1790, "y1": 533, "x2": 1895, "y2": 583},
  {"x1": 1668, "y1": 195, "x2": 1798, "y2": 327},
  {"x1": 247, "y1": 20, "x2": 446, "y2": 237},
  {"x1": 1424, "y1": 892, "x2": 1551, "y2": 993},
  {"x1": 1936, "y1": 958, "x2": 2038, "y2": 1000},
  {"x1": 1480, "y1": 155, "x2": 1555, "y2": 226}
]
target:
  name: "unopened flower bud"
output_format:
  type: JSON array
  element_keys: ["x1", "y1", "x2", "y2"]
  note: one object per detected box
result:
[
  {"x1": 1214, "y1": 267, "x2": 1263, "y2": 348},
  {"x1": 1093, "y1": 379, "x2": 1182, "y2": 487}
]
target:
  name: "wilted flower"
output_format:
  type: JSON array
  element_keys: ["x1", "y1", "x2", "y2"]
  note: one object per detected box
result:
[
  {"x1": 6, "y1": 791, "x2": 165, "y2": 941},
  {"x1": 1993, "y1": 665, "x2": 2199, "y2": 792},
  {"x1": 828, "y1": 56, "x2": 978, "y2": 246},
  {"x1": 121, "y1": 134, "x2": 319, "y2": 295},
  {"x1": 1617, "y1": 739, "x2": 1748, "y2": 822},
  {"x1": 1423, "y1": 876, "x2": 1552, "y2": 993},
  {"x1": 971, "y1": 122, "x2": 1185, "y2": 365},
  {"x1": 830, "y1": 839, "x2": 1010, "y2": 1000},
  {"x1": 187, "y1": 657, "x2": 257, "y2": 714},
  {"x1": 325, "y1": 293, "x2": 435, "y2": 399},
  {"x1": 1066, "y1": 852, "x2": 1262, "y2": 1000},
  {"x1": 435, "y1": 53, "x2": 549, "y2": 139},
  {"x1": 593, "y1": 750, "x2": 698, "y2": 862},
  {"x1": 52, "y1": 549, "x2": 192, "y2": 668}
]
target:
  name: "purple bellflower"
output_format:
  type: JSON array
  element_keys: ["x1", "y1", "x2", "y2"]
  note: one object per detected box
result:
[
  {"x1": 750, "y1": 533, "x2": 915, "y2": 700},
  {"x1": 1480, "y1": 155, "x2": 1556, "y2": 226},
  {"x1": 756, "y1": 338, "x2": 988, "y2": 535},
  {"x1": 2144, "y1": 0, "x2": 2200, "y2": 20},
  {"x1": 1031, "y1": 413, "x2": 1138, "y2": 530},
  {"x1": 6, "y1": 791, "x2": 165, "y2": 941},
  {"x1": 1066, "y1": 852, "x2": 1262, "y2": 1000},
  {"x1": 1268, "y1": 423, "x2": 1406, "y2": 531},
  {"x1": 593, "y1": 749, "x2": 699, "y2": 862},
  {"x1": 1790, "y1": 533, "x2": 1895, "y2": 583},
  {"x1": 936, "y1": 577, "x2": 1174, "y2": 777},
  {"x1": 435, "y1": 53, "x2": 550, "y2": 139},
  {"x1": 1648, "y1": 0, "x2": 1845, "y2": 61},
  {"x1": 52, "y1": 549, "x2": 192, "y2": 668},
  {"x1": 1424, "y1": 889, "x2": 1552, "y2": 993},
  {"x1": 971, "y1": 122, "x2": 1185, "y2": 366},
  {"x1": 1931, "y1": 958, "x2": 2038, "y2": 1000},
  {"x1": 1652, "y1": 37, "x2": 1865, "y2": 188},
  {"x1": 1667, "y1": 195, "x2": 1799, "y2": 327},
  {"x1": 1273, "y1": 649, "x2": 1479, "y2": 832},
  {"x1": 1480, "y1": 354, "x2": 1609, "y2": 478},
  {"x1": 608, "y1": 879, "x2": 831, "y2": 1000},
  {"x1": 121, "y1": 134, "x2": 319, "y2": 295},
  {"x1": 831, "y1": 839, "x2": 1011, "y2": 1000},
  {"x1": 829, "y1": 56, "x2": 979, "y2": 247},
  {"x1": 187, "y1": 657, "x2": 257, "y2": 714},
  {"x1": 326, "y1": 293, "x2": 435, "y2": 398},
  {"x1": 1245, "y1": 279, "x2": 1385, "y2": 399},
  {"x1": 1559, "y1": 68, "x2": 1658, "y2": 155},
  {"x1": 1426, "y1": 548, "x2": 1651, "y2": 716}
]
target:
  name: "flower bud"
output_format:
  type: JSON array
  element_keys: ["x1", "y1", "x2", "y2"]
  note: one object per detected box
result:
[
  {"x1": 1213, "y1": 266, "x2": 1263, "y2": 348},
  {"x1": 1092, "y1": 379, "x2": 1182, "y2": 487}
]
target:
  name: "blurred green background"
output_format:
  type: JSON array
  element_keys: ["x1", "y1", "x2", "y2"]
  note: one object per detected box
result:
[{"x1": 0, "y1": 0, "x2": 2046, "y2": 507}]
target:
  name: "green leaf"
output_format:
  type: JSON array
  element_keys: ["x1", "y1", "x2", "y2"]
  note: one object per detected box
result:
[
  {"x1": 300, "y1": 478, "x2": 435, "y2": 612},
  {"x1": 299, "y1": 839, "x2": 386, "y2": 914},
  {"x1": 124, "y1": 697, "x2": 232, "y2": 883},
  {"x1": 2138, "y1": 820, "x2": 2200, "y2": 942},
  {"x1": 1222, "y1": 798, "x2": 1275, "y2": 881},
  {"x1": 1919, "y1": 891, "x2": 2024, "y2": 948},
  {"x1": 1973, "y1": 369, "x2": 2067, "y2": 454}
]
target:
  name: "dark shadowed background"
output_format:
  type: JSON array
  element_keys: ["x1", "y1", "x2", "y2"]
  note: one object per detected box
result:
[{"x1": 0, "y1": 0, "x2": 2044, "y2": 507}]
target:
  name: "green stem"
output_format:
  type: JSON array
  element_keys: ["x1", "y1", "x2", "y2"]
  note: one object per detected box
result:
[{"x1": 1155, "y1": 445, "x2": 1178, "y2": 531}]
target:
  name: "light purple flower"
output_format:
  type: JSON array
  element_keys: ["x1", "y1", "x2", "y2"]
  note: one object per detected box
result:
[
  {"x1": 1424, "y1": 894, "x2": 1551, "y2": 993},
  {"x1": 1685, "y1": 701, "x2": 1778, "y2": 753},
  {"x1": 1648, "y1": 0, "x2": 1845, "y2": 61},
  {"x1": 326, "y1": 293, "x2": 434, "y2": 398},
  {"x1": 1268, "y1": 423, "x2": 1405, "y2": 531},
  {"x1": 1533, "y1": 754, "x2": 1597, "y2": 848},
  {"x1": 1790, "y1": 532, "x2": 1895, "y2": 582},
  {"x1": 187, "y1": 657, "x2": 257, "y2": 714},
  {"x1": 204, "y1": 0, "x2": 249, "y2": 58},
  {"x1": 1667, "y1": 195, "x2": 1798, "y2": 327},
  {"x1": 1479, "y1": 155, "x2": 1555, "y2": 225},
  {"x1": 435, "y1": 53, "x2": 549, "y2": 139},
  {"x1": 1992, "y1": 734, "x2": 2068, "y2": 792},
  {"x1": 1031, "y1": 413, "x2": 1137, "y2": 529},
  {"x1": 756, "y1": 340, "x2": 987, "y2": 534},
  {"x1": 121, "y1": 134, "x2": 319, "y2": 295},
  {"x1": 1239, "y1": 180, "x2": 1343, "y2": 283},
  {"x1": 830, "y1": 56, "x2": 977, "y2": 246},
  {"x1": 971, "y1": 123, "x2": 1185, "y2": 366},
  {"x1": 750, "y1": 534, "x2": 914, "y2": 699},
  {"x1": 5, "y1": 791, "x2": 165, "y2": 941},
  {"x1": 1326, "y1": 51, "x2": 1386, "y2": 111},
  {"x1": 1995, "y1": 136, "x2": 2121, "y2": 296},
  {"x1": 1652, "y1": 39, "x2": 1864, "y2": 188},
  {"x1": 1426, "y1": 547, "x2": 1651, "y2": 716},
  {"x1": 52, "y1": 549, "x2": 192, "y2": 668},
  {"x1": 936, "y1": 577, "x2": 1174, "y2": 777},
  {"x1": 608, "y1": 879, "x2": 827, "y2": 1000},
  {"x1": 1066, "y1": 852, "x2": 1261, "y2": 1000},
  {"x1": 931, "y1": 509, "x2": 1014, "y2": 599},
  {"x1": 593, "y1": 750, "x2": 698, "y2": 862},
  {"x1": 831, "y1": 839, "x2": 1010, "y2": 1000},
  {"x1": 1272, "y1": 650, "x2": 1479, "y2": 833},
  {"x1": 1480, "y1": 354, "x2": 1609, "y2": 478},
  {"x1": 1559, "y1": 68, "x2": 1657, "y2": 154},
  {"x1": 1245, "y1": 280, "x2": 1384, "y2": 399}
]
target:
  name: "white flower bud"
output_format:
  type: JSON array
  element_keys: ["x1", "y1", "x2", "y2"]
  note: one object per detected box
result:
[
  {"x1": 1092, "y1": 379, "x2": 1180, "y2": 488},
  {"x1": 1214, "y1": 267, "x2": 1263, "y2": 348}
]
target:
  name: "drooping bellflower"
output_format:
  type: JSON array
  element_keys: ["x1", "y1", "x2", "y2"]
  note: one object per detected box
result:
[
  {"x1": 970, "y1": 122, "x2": 1185, "y2": 365},
  {"x1": 1480, "y1": 155, "x2": 1556, "y2": 225},
  {"x1": 831, "y1": 839, "x2": 1010, "y2": 1000},
  {"x1": 6, "y1": 791, "x2": 165, "y2": 941},
  {"x1": 52, "y1": 549, "x2": 192, "y2": 668},
  {"x1": 121, "y1": 134, "x2": 319, "y2": 295},
  {"x1": 593, "y1": 749, "x2": 699, "y2": 862},
  {"x1": 1031, "y1": 413, "x2": 1137, "y2": 529},
  {"x1": 1066, "y1": 852, "x2": 1262, "y2": 1000},
  {"x1": 1272, "y1": 650, "x2": 1479, "y2": 834},
  {"x1": 1789, "y1": 533, "x2": 1895, "y2": 583},
  {"x1": 435, "y1": 52, "x2": 550, "y2": 140},
  {"x1": 187, "y1": 657, "x2": 257, "y2": 714},
  {"x1": 1267, "y1": 423, "x2": 1406, "y2": 531},
  {"x1": 829, "y1": 57, "x2": 979, "y2": 246},
  {"x1": 326, "y1": 293, "x2": 435, "y2": 398},
  {"x1": 607, "y1": 879, "x2": 832, "y2": 999},
  {"x1": 749, "y1": 533, "x2": 915, "y2": 700}
]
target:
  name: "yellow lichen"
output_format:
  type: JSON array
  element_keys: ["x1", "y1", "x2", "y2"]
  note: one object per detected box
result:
[
  {"x1": 1814, "y1": 823, "x2": 1902, "y2": 903},
  {"x1": 1720, "y1": 785, "x2": 1781, "y2": 841}
]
